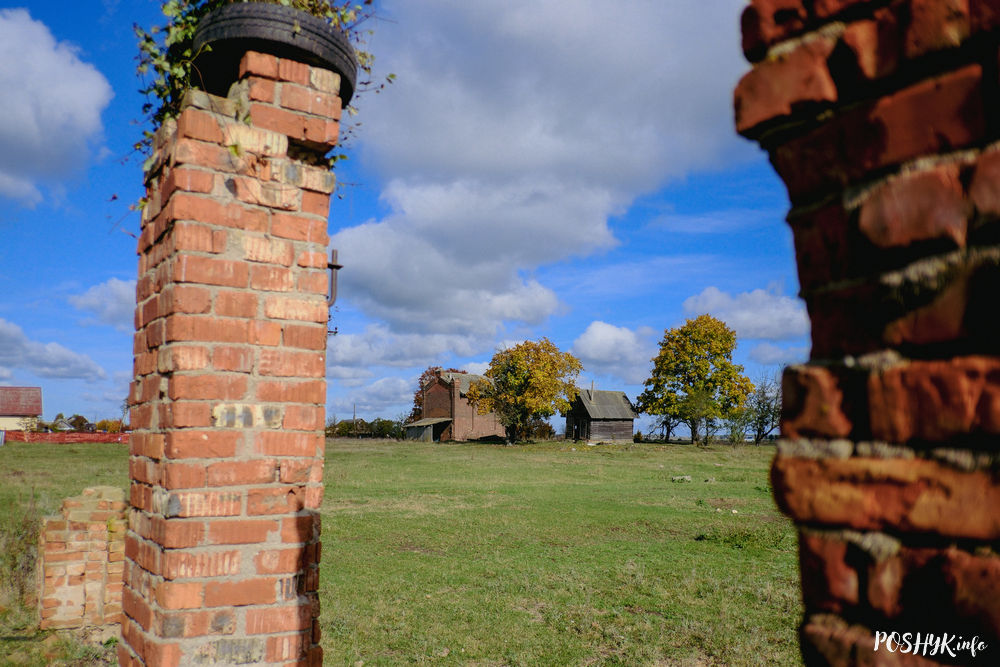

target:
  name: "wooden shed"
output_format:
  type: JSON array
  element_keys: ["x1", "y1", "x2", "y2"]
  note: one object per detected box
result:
[{"x1": 565, "y1": 389, "x2": 636, "y2": 442}]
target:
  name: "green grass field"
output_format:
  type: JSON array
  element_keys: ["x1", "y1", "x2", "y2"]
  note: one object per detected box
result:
[{"x1": 0, "y1": 439, "x2": 802, "y2": 665}]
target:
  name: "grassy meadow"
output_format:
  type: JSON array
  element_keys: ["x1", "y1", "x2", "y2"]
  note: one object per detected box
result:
[{"x1": 0, "y1": 438, "x2": 802, "y2": 665}]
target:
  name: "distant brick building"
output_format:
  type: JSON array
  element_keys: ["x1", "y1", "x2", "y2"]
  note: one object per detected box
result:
[
  {"x1": 0, "y1": 386, "x2": 42, "y2": 431},
  {"x1": 406, "y1": 371, "x2": 505, "y2": 442},
  {"x1": 565, "y1": 389, "x2": 636, "y2": 442}
]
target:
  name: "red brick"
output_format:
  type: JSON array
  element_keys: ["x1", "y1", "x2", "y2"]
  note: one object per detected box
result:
[
  {"x1": 304, "y1": 117, "x2": 340, "y2": 146},
  {"x1": 735, "y1": 36, "x2": 837, "y2": 137},
  {"x1": 164, "y1": 430, "x2": 241, "y2": 459},
  {"x1": 869, "y1": 356, "x2": 1000, "y2": 442},
  {"x1": 256, "y1": 432, "x2": 323, "y2": 457},
  {"x1": 278, "y1": 460, "x2": 322, "y2": 484},
  {"x1": 258, "y1": 349, "x2": 325, "y2": 377},
  {"x1": 297, "y1": 269, "x2": 328, "y2": 296},
  {"x1": 265, "y1": 296, "x2": 327, "y2": 322},
  {"x1": 250, "y1": 321, "x2": 282, "y2": 346},
  {"x1": 813, "y1": 0, "x2": 878, "y2": 19},
  {"x1": 207, "y1": 519, "x2": 279, "y2": 545},
  {"x1": 266, "y1": 633, "x2": 310, "y2": 662},
  {"x1": 249, "y1": 104, "x2": 310, "y2": 141},
  {"x1": 247, "y1": 76, "x2": 276, "y2": 102},
  {"x1": 130, "y1": 432, "x2": 165, "y2": 459},
  {"x1": 160, "y1": 345, "x2": 210, "y2": 372},
  {"x1": 247, "y1": 603, "x2": 311, "y2": 635},
  {"x1": 231, "y1": 177, "x2": 299, "y2": 211},
  {"x1": 169, "y1": 193, "x2": 268, "y2": 233},
  {"x1": 297, "y1": 252, "x2": 327, "y2": 269},
  {"x1": 772, "y1": 455, "x2": 1000, "y2": 539},
  {"x1": 788, "y1": 203, "x2": 858, "y2": 290},
  {"x1": 905, "y1": 0, "x2": 971, "y2": 59},
  {"x1": 162, "y1": 549, "x2": 241, "y2": 580},
  {"x1": 781, "y1": 364, "x2": 854, "y2": 439},
  {"x1": 164, "y1": 284, "x2": 212, "y2": 315},
  {"x1": 240, "y1": 51, "x2": 279, "y2": 79},
  {"x1": 212, "y1": 345, "x2": 254, "y2": 372},
  {"x1": 171, "y1": 222, "x2": 227, "y2": 254},
  {"x1": 155, "y1": 581, "x2": 204, "y2": 610},
  {"x1": 271, "y1": 212, "x2": 328, "y2": 243},
  {"x1": 167, "y1": 401, "x2": 213, "y2": 428},
  {"x1": 214, "y1": 290, "x2": 258, "y2": 318},
  {"x1": 168, "y1": 374, "x2": 248, "y2": 401},
  {"x1": 857, "y1": 163, "x2": 968, "y2": 249},
  {"x1": 282, "y1": 405, "x2": 324, "y2": 431},
  {"x1": 771, "y1": 64, "x2": 985, "y2": 202},
  {"x1": 171, "y1": 138, "x2": 236, "y2": 173},
  {"x1": 165, "y1": 491, "x2": 242, "y2": 518},
  {"x1": 248, "y1": 486, "x2": 305, "y2": 515},
  {"x1": 243, "y1": 235, "x2": 294, "y2": 265},
  {"x1": 176, "y1": 107, "x2": 223, "y2": 144},
  {"x1": 253, "y1": 549, "x2": 306, "y2": 576},
  {"x1": 250, "y1": 265, "x2": 296, "y2": 292},
  {"x1": 172, "y1": 255, "x2": 249, "y2": 288},
  {"x1": 969, "y1": 145, "x2": 1000, "y2": 216},
  {"x1": 798, "y1": 533, "x2": 859, "y2": 613},
  {"x1": 741, "y1": 0, "x2": 808, "y2": 62},
  {"x1": 283, "y1": 324, "x2": 327, "y2": 350},
  {"x1": 162, "y1": 462, "x2": 207, "y2": 489},
  {"x1": 277, "y1": 59, "x2": 310, "y2": 85},
  {"x1": 204, "y1": 578, "x2": 277, "y2": 607},
  {"x1": 257, "y1": 379, "x2": 325, "y2": 403},
  {"x1": 161, "y1": 167, "x2": 215, "y2": 201},
  {"x1": 206, "y1": 460, "x2": 276, "y2": 486},
  {"x1": 301, "y1": 190, "x2": 330, "y2": 216}
]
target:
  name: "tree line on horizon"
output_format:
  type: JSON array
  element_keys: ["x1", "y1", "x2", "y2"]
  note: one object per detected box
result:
[{"x1": 384, "y1": 314, "x2": 780, "y2": 446}]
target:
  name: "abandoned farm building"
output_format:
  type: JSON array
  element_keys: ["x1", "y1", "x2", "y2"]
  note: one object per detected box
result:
[
  {"x1": 0, "y1": 386, "x2": 42, "y2": 431},
  {"x1": 565, "y1": 389, "x2": 637, "y2": 442},
  {"x1": 405, "y1": 371, "x2": 505, "y2": 442}
]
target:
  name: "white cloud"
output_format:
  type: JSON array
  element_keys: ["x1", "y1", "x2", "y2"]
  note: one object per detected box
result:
[
  {"x1": 649, "y1": 209, "x2": 776, "y2": 234},
  {"x1": 328, "y1": 377, "x2": 413, "y2": 417},
  {"x1": 0, "y1": 318, "x2": 106, "y2": 380},
  {"x1": 69, "y1": 278, "x2": 135, "y2": 331},
  {"x1": 0, "y1": 366, "x2": 12, "y2": 381},
  {"x1": 682, "y1": 286, "x2": 809, "y2": 341},
  {"x1": 327, "y1": 324, "x2": 488, "y2": 371},
  {"x1": 571, "y1": 321, "x2": 656, "y2": 385},
  {"x1": 0, "y1": 9, "x2": 113, "y2": 205},
  {"x1": 749, "y1": 342, "x2": 810, "y2": 366},
  {"x1": 333, "y1": 0, "x2": 752, "y2": 343}
]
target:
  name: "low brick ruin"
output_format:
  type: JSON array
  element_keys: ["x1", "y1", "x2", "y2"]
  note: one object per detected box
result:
[
  {"x1": 120, "y1": 50, "x2": 340, "y2": 666},
  {"x1": 737, "y1": 0, "x2": 1000, "y2": 663},
  {"x1": 38, "y1": 487, "x2": 127, "y2": 630}
]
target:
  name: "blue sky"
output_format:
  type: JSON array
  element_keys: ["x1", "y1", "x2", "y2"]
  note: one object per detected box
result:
[{"x1": 0, "y1": 1, "x2": 808, "y2": 431}]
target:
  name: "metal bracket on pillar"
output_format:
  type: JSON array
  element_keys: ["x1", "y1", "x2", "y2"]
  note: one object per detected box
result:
[{"x1": 327, "y1": 248, "x2": 342, "y2": 336}]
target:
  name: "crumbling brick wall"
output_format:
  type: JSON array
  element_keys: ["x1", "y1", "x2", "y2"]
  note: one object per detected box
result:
[
  {"x1": 38, "y1": 486, "x2": 127, "y2": 630},
  {"x1": 120, "y1": 50, "x2": 340, "y2": 666},
  {"x1": 736, "y1": 1, "x2": 1000, "y2": 663}
]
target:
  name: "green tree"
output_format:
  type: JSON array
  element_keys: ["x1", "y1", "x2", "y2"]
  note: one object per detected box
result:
[
  {"x1": 747, "y1": 373, "x2": 782, "y2": 445},
  {"x1": 638, "y1": 314, "x2": 753, "y2": 445},
  {"x1": 466, "y1": 338, "x2": 582, "y2": 444}
]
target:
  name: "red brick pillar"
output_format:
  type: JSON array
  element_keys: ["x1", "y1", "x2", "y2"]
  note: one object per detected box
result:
[
  {"x1": 121, "y1": 51, "x2": 340, "y2": 666},
  {"x1": 737, "y1": 1, "x2": 1000, "y2": 663}
]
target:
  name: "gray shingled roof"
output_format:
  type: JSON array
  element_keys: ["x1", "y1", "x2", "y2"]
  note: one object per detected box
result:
[
  {"x1": 577, "y1": 389, "x2": 636, "y2": 420},
  {"x1": 439, "y1": 372, "x2": 489, "y2": 396},
  {"x1": 407, "y1": 417, "x2": 452, "y2": 427}
]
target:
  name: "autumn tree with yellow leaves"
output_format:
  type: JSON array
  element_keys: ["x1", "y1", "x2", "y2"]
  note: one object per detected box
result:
[
  {"x1": 638, "y1": 314, "x2": 753, "y2": 445},
  {"x1": 466, "y1": 338, "x2": 582, "y2": 444}
]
